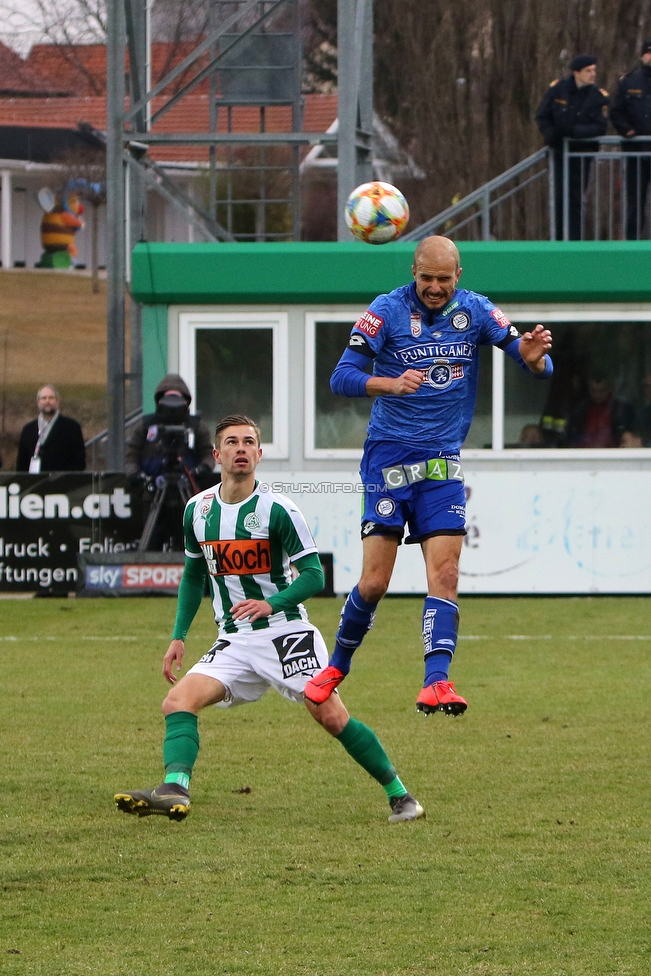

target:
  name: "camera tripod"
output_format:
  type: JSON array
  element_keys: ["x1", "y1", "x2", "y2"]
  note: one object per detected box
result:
[{"x1": 138, "y1": 469, "x2": 198, "y2": 552}]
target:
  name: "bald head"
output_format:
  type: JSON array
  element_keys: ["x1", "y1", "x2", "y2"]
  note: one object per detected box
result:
[
  {"x1": 412, "y1": 236, "x2": 462, "y2": 310},
  {"x1": 413, "y1": 235, "x2": 460, "y2": 271}
]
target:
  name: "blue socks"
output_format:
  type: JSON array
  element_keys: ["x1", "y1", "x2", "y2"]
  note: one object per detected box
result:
[
  {"x1": 422, "y1": 596, "x2": 459, "y2": 685},
  {"x1": 329, "y1": 588, "x2": 459, "y2": 686},
  {"x1": 329, "y1": 585, "x2": 377, "y2": 674}
]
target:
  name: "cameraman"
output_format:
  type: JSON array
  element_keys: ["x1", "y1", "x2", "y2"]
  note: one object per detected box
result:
[{"x1": 125, "y1": 374, "x2": 216, "y2": 550}]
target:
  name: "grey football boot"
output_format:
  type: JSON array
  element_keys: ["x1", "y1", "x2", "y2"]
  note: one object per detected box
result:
[
  {"x1": 388, "y1": 792, "x2": 426, "y2": 823},
  {"x1": 114, "y1": 783, "x2": 190, "y2": 821}
]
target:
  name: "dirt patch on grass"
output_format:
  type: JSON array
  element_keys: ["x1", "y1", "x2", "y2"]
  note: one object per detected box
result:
[{"x1": 0, "y1": 269, "x2": 110, "y2": 468}]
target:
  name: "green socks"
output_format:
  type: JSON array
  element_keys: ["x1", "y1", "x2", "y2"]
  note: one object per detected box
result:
[
  {"x1": 163, "y1": 711, "x2": 199, "y2": 790},
  {"x1": 335, "y1": 717, "x2": 408, "y2": 800},
  {"x1": 160, "y1": 712, "x2": 409, "y2": 803}
]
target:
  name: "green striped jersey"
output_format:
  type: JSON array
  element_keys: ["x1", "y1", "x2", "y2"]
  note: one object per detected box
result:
[{"x1": 184, "y1": 482, "x2": 318, "y2": 633}]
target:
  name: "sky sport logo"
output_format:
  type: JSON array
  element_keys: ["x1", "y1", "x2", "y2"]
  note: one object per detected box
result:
[
  {"x1": 85, "y1": 564, "x2": 184, "y2": 589},
  {"x1": 0, "y1": 483, "x2": 132, "y2": 520}
]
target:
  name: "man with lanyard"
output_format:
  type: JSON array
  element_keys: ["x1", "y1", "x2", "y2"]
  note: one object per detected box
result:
[
  {"x1": 304, "y1": 237, "x2": 553, "y2": 716},
  {"x1": 16, "y1": 385, "x2": 86, "y2": 472},
  {"x1": 115, "y1": 414, "x2": 425, "y2": 823}
]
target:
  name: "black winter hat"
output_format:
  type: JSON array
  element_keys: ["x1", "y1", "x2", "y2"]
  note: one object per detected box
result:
[
  {"x1": 154, "y1": 373, "x2": 192, "y2": 404},
  {"x1": 642, "y1": 40, "x2": 651, "y2": 55},
  {"x1": 570, "y1": 54, "x2": 596, "y2": 72}
]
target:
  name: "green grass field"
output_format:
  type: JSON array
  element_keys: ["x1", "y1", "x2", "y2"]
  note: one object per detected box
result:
[{"x1": 3, "y1": 595, "x2": 651, "y2": 975}]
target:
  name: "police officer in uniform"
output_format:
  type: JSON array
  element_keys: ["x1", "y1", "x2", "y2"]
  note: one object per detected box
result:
[
  {"x1": 536, "y1": 54, "x2": 609, "y2": 239},
  {"x1": 611, "y1": 40, "x2": 651, "y2": 239}
]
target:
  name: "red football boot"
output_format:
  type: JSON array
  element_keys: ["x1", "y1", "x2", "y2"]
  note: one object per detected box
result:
[
  {"x1": 416, "y1": 680, "x2": 467, "y2": 716},
  {"x1": 303, "y1": 666, "x2": 345, "y2": 704}
]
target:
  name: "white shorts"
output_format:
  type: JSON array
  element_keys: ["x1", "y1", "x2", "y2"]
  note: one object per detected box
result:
[{"x1": 186, "y1": 620, "x2": 329, "y2": 707}]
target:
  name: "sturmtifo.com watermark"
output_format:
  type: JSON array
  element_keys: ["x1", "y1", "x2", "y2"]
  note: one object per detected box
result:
[{"x1": 259, "y1": 482, "x2": 383, "y2": 494}]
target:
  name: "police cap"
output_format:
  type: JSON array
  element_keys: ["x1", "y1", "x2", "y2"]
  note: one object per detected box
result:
[{"x1": 570, "y1": 54, "x2": 597, "y2": 72}]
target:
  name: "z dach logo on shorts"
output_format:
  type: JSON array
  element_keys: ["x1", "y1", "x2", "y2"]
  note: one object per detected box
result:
[
  {"x1": 201, "y1": 539, "x2": 271, "y2": 576},
  {"x1": 85, "y1": 564, "x2": 184, "y2": 590},
  {"x1": 354, "y1": 310, "x2": 384, "y2": 338},
  {"x1": 272, "y1": 630, "x2": 319, "y2": 679}
]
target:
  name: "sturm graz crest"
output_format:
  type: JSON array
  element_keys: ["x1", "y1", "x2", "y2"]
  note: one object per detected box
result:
[
  {"x1": 427, "y1": 362, "x2": 454, "y2": 389},
  {"x1": 451, "y1": 311, "x2": 470, "y2": 332}
]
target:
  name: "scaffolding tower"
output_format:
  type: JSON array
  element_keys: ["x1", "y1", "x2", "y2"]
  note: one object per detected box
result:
[{"x1": 106, "y1": 0, "x2": 374, "y2": 467}]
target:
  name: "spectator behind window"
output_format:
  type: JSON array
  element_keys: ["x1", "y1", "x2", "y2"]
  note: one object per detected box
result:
[
  {"x1": 566, "y1": 374, "x2": 634, "y2": 448},
  {"x1": 519, "y1": 424, "x2": 544, "y2": 448},
  {"x1": 631, "y1": 372, "x2": 651, "y2": 445},
  {"x1": 620, "y1": 430, "x2": 644, "y2": 447}
]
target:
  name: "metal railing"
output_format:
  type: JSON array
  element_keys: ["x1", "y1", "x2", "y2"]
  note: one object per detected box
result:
[
  {"x1": 560, "y1": 136, "x2": 651, "y2": 241},
  {"x1": 404, "y1": 137, "x2": 651, "y2": 242},
  {"x1": 402, "y1": 148, "x2": 552, "y2": 242},
  {"x1": 84, "y1": 407, "x2": 143, "y2": 471}
]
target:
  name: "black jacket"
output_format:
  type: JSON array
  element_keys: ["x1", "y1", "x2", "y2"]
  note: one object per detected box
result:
[
  {"x1": 611, "y1": 63, "x2": 651, "y2": 137},
  {"x1": 536, "y1": 76, "x2": 609, "y2": 149},
  {"x1": 16, "y1": 414, "x2": 86, "y2": 471},
  {"x1": 124, "y1": 412, "x2": 215, "y2": 480},
  {"x1": 124, "y1": 373, "x2": 215, "y2": 481}
]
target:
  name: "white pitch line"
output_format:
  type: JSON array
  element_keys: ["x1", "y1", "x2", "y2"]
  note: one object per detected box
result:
[
  {"x1": 2, "y1": 633, "x2": 651, "y2": 642},
  {"x1": 0, "y1": 634, "x2": 144, "y2": 642},
  {"x1": 461, "y1": 635, "x2": 651, "y2": 641}
]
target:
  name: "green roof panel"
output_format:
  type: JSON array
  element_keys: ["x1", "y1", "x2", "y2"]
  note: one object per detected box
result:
[{"x1": 131, "y1": 240, "x2": 651, "y2": 305}]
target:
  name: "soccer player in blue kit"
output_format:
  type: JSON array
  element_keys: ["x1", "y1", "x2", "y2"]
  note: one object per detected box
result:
[{"x1": 304, "y1": 236, "x2": 553, "y2": 714}]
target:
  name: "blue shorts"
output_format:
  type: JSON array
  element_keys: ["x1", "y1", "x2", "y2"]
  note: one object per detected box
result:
[{"x1": 360, "y1": 440, "x2": 467, "y2": 544}]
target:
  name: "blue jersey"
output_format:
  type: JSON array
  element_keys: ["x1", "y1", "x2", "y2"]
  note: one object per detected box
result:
[{"x1": 332, "y1": 282, "x2": 551, "y2": 454}]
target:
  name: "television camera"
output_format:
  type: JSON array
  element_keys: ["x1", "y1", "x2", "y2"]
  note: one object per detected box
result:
[{"x1": 138, "y1": 392, "x2": 204, "y2": 551}]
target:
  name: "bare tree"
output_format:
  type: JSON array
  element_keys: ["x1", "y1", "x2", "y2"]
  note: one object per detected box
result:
[
  {"x1": 0, "y1": 0, "x2": 105, "y2": 56},
  {"x1": 301, "y1": 0, "x2": 651, "y2": 227},
  {"x1": 5, "y1": 0, "x2": 651, "y2": 233}
]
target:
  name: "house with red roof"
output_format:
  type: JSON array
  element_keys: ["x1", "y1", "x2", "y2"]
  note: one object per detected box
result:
[{"x1": 0, "y1": 41, "x2": 419, "y2": 267}]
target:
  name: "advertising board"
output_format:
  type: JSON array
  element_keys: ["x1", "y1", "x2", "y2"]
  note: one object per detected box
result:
[
  {"x1": 257, "y1": 469, "x2": 651, "y2": 594},
  {"x1": 0, "y1": 473, "x2": 143, "y2": 594}
]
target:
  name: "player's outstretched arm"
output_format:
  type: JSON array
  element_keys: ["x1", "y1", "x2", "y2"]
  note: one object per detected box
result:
[
  {"x1": 163, "y1": 639, "x2": 185, "y2": 683},
  {"x1": 519, "y1": 324, "x2": 552, "y2": 373}
]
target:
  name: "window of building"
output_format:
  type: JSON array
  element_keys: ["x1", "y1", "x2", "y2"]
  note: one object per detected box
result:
[
  {"x1": 501, "y1": 313, "x2": 651, "y2": 449},
  {"x1": 178, "y1": 311, "x2": 288, "y2": 458},
  {"x1": 304, "y1": 312, "x2": 372, "y2": 459},
  {"x1": 461, "y1": 345, "x2": 493, "y2": 449}
]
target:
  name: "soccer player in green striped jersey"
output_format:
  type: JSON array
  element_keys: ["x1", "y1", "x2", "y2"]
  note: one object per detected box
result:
[{"x1": 115, "y1": 415, "x2": 425, "y2": 824}]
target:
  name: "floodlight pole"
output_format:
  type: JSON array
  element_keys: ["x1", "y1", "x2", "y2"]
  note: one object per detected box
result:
[
  {"x1": 337, "y1": 0, "x2": 374, "y2": 241},
  {"x1": 106, "y1": 0, "x2": 127, "y2": 470},
  {"x1": 125, "y1": 0, "x2": 147, "y2": 411}
]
